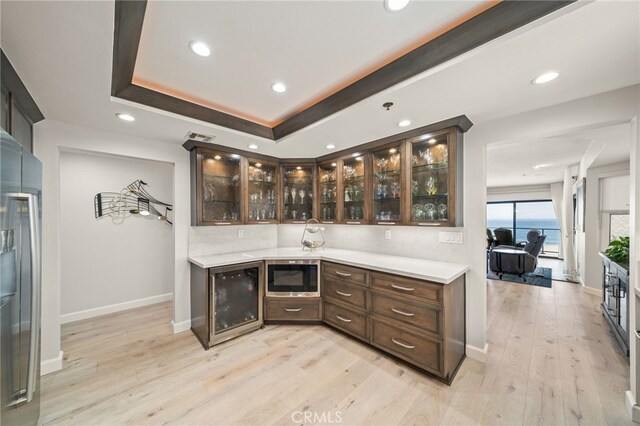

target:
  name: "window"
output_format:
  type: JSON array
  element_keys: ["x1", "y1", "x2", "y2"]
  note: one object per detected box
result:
[
  {"x1": 609, "y1": 213, "x2": 630, "y2": 242},
  {"x1": 487, "y1": 200, "x2": 561, "y2": 256}
]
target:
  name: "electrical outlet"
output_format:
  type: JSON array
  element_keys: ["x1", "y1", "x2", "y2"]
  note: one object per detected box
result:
[
  {"x1": 237, "y1": 229, "x2": 244, "y2": 239},
  {"x1": 385, "y1": 230, "x2": 391, "y2": 240}
]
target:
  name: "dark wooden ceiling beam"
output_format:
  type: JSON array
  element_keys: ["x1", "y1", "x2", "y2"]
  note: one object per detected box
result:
[{"x1": 111, "y1": 0, "x2": 574, "y2": 141}]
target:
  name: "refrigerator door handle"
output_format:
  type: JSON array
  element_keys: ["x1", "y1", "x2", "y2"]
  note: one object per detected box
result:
[{"x1": 8, "y1": 192, "x2": 41, "y2": 403}]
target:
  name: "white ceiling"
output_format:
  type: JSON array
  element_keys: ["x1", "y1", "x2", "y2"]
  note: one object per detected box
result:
[
  {"x1": 134, "y1": 1, "x2": 489, "y2": 125},
  {"x1": 0, "y1": 0, "x2": 638, "y2": 161},
  {"x1": 486, "y1": 123, "x2": 632, "y2": 188}
]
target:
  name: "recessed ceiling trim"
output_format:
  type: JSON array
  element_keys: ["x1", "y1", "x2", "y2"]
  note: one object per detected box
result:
[{"x1": 111, "y1": 0, "x2": 574, "y2": 141}]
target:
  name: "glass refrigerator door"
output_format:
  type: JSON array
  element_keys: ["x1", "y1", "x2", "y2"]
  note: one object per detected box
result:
[{"x1": 213, "y1": 267, "x2": 259, "y2": 335}]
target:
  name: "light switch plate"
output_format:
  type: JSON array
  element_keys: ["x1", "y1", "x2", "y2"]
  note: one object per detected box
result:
[
  {"x1": 385, "y1": 230, "x2": 391, "y2": 240},
  {"x1": 237, "y1": 229, "x2": 244, "y2": 238},
  {"x1": 439, "y1": 231, "x2": 463, "y2": 244}
]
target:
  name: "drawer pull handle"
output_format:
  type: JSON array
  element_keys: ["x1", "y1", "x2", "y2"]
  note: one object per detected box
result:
[
  {"x1": 336, "y1": 315, "x2": 352, "y2": 323},
  {"x1": 635, "y1": 330, "x2": 640, "y2": 340},
  {"x1": 392, "y1": 338, "x2": 415, "y2": 349},
  {"x1": 391, "y1": 284, "x2": 414, "y2": 292},
  {"x1": 335, "y1": 271, "x2": 352, "y2": 277},
  {"x1": 391, "y1": 308, "x2": 415, "y2": 317},
  {"x1": 336, "y1": 290, "x2": 352, "y2": 297},
  {"x1": 284, "y1": 308, "x2": 302, "y2": 312}
]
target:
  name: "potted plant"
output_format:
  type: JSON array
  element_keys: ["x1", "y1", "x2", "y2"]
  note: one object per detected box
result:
[{"x1": 604, "y1": 236, "x2": 630, "y2": 265}]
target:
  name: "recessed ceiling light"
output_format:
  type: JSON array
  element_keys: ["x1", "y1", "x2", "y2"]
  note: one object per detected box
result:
[
  {"x1": 326, "y1": 144, "x2": 336, "y2": 149},
  {"x1": 398, "y1": 119, "x2": 411, "y2": 127},
  {"x1": 248, "y1": 144, "x2": 258, "y2": 150},
  {"x1": 532, "y1": 71, "x2": 559, "y2": 85},
  {"x1": 189, "y1": 41, "x2": 211, "y2": 57},
  {"x1": 428, "y1": 138, "x2": 437, "y2": 145},
  {"x1": 271, "y1": 82, "x2": 287, "y2": 93},
  {"x1": 385, "y1": 0, "x2": 410, "y2": 12},
  {"x1": 214, "y1": 155, "x2": 222, "y2": 160},
  {"x1": 115, "y1": 113, "x2": 135, "y2": 122}
]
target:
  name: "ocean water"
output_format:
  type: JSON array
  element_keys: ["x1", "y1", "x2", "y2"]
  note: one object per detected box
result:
[{"x1": 487, "y1": 218, "x2": 560, "y2": 248}]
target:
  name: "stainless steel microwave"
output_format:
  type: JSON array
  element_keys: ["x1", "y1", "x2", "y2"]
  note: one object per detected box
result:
[{"x1": 265, "y1": 259, "x2": 319, "y2": 297}]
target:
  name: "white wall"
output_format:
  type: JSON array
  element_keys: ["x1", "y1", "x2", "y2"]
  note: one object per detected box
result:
[
  {"x1": 602, "y1": 174, "x2": 631, "y2": 211},
  {"x1": 34, "y1": 119, "x2": 191, "y2": 374},
  {"x1": 59, "y1": 151, "x2": 174, "y2": 322}
]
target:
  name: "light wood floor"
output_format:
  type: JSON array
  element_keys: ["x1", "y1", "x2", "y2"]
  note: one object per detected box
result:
[{"x1": 40, "y1": 280, "x2": 632, "y2": 425}]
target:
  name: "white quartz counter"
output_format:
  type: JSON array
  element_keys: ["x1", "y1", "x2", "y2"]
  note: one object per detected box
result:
[{"x1": 188, "y1": 247, "x2": 469, "y2": 284}]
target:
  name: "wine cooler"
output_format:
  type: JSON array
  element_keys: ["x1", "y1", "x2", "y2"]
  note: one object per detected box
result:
[{"x1": 190, "y1": 261, "x2": 263, "y2": 348}]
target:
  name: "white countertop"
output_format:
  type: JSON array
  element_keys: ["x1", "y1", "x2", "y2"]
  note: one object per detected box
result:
[{"x1": 188, "y1": 247, "x2": 469, "y2": 284}]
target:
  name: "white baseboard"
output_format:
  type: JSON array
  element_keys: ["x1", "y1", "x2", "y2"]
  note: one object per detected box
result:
[
  {"x1": 172, "y1": 319, "x2": 191, "y2": 334},
  {"x1": 625, "y1": 390, "x2": 640, "y2": 423},
  {"x1": 60, "y1": 293, "x2": 173, "y2": 324},
  {"x1": 41, "y1": 350, "x2": 63, "y2": 375},
  {"x1": 582, "y1": 284, "x2": 602, "y2": 297},
  {"x1": 466, "y1": 343, "x2": 489, "y2": 363}
]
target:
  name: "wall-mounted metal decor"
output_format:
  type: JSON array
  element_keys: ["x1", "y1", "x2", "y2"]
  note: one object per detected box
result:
[{"x1": 94, "y1": 180, "x2": 173, "y2": 224}]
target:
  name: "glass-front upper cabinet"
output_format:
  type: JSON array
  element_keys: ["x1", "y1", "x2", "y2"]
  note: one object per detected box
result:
[
  {"x1": 282, "y1": 164, "x2": 314, "y2": 223},
  {"x1": 197, "y1": 150, "x2": 242, "y2": 224},
  {"x1": 342, "y1": 155, "x2": 366, "y2": 224},
  {"x1": 372, "y1": 145, "x2": 402, "y2": 224},
  {"x1": 408, "y1": 129, "x2": 457, "y2": 226},
  {"x1": 247, "y1": 159, "x2": 278, "y2": 223},
  {"x1": 317, "y1": 161, "x2": 339, "y2": 223}
]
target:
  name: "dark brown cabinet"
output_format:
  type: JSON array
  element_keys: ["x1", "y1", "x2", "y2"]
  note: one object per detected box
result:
[
  {"x1": 317, "y1": 161, "x2": 339, "y2": 224},
  {"x1": 264, "y1": 297, "x2": 321, "y2": 321},
  {"x1": 246, "y1": 159, "x2": 279, "y2": 224},
  {"x1": 320, "y1": 261, "x2": 465, "y2": 384},
  {"x1": 372, "y1": 144, "x2": 404, "y2": 224},
  {"x1": 281, "y1": 164, "x2": 315, "y2": 223}
]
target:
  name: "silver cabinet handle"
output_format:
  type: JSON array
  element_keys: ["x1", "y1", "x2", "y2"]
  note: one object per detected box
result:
[
  {"x1": 8, "y1": 193, "x2": 40, "y2": 403},
  {"x1": 284, "y1": 308, "x2": 302, "y2": 312},
  {"x1": 391, "y1": 284, "x2": 414, "y2": 292},
  {"x1": 391, "y1": 308, "x2": 415, "y2": 317},
  {"x1": 336, "y1": 290, "x2": 352, "y2": 297},
  {"x1": 335, "y1": 271, "x2": 352, "y2": 277},
  {"x1": 392, "y1": 338, "x2": 415, "y2": 349},
  {"x1": 336, "y1": 315, "x2": 352, "y2": 323},
  {"x1": 634, "y1": 330, "x2": 640, "y2": 340}
]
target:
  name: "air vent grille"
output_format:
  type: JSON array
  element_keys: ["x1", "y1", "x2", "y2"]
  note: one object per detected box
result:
[{"x1": 185, "y1": 131, "x2": 215, "y2": 143}]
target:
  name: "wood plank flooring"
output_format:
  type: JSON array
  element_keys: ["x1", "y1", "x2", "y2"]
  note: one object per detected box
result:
[{"x1": 39, "y1": 279, "x2": 632, "y2": 425}]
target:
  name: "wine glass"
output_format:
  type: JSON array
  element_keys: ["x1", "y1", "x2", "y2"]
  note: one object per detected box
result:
[
  {"x1": 389, "y1": 153, "x2": 400, "y2": 170},
  {"x1": 290, "y1": 187, "x2": 297, "y2": 204},
  {"x1": 284, "y1": 186, "x2": 290, "y2": 203},
  {"x1": 299, "y1": 189, "x2": 305, "y2": 204}
]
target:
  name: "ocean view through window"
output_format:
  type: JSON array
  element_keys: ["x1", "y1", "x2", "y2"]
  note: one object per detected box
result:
[{"x1": 487, "y1": 200, "x2": 561, "y2": 257}]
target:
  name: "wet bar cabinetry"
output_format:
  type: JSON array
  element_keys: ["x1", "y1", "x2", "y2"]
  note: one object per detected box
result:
[{"x1": 185, "y1": 115, "x2": 470, "y2": 226}]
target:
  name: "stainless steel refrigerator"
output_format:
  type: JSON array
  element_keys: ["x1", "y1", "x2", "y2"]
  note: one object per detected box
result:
[{"x1": 0, "y1": 129, "x2": 41, "y2": 426}]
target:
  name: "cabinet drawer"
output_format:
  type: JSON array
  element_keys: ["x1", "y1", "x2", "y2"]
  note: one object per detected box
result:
[
  {"x1": 371, "y1": 272, "x2": 442, "y2": 305},
  {"x1": 323, "y1": 262, "x2": 368, "y2": 286},
  {"x1": 370, "y1": 316, "x2": 442, "y2": 374},
  {"x1": 371, "y1": 291, "x2": 441, "y2": 336},
  {"x1": 265, "y1": 297, "x2": 321, "y2": 321},
  {"x1": 323, "y1": 300, "x2": 367, "y2": 341},
  {"x1": 323, "y1": 277, "x2": 367, "y2": 310}
]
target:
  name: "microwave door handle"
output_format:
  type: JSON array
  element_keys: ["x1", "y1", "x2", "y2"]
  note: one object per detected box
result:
[{"x1": 8, "y1": 193, "x2": 41, "y2": 403}]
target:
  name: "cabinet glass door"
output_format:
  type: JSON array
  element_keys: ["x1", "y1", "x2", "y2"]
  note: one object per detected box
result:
[
  {"x1": 373, "y1": 146, "x2": 402, "y2": 223},
  {"x1": 410, "y1": 133, "x2": 450, "y2": 223},
  {"x1": 318, "y1": 162, "x2": 338, "y2": 223},
  {"x1": 283, "y1": 165, "x2": 313, "y2": 222},
  {"x1": 247, "y1": 160, "x2": 277, "y2": 223},
  {"x1": 343, "y1": 155, "x2": 365, "y2": 223},
  {"x1": 213, "y1": 266, "x2": 259, "y2": 335},
  {"x1": 201, "y1": 151, "x2": 242, "y2": 223}
]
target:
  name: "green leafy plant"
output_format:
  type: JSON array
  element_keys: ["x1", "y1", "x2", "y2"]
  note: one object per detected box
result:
[{"x1": 605, "y1": 236, "x2": 630, "y2": 264}]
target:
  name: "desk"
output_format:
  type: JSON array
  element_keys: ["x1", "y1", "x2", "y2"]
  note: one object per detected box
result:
[{"x1": 491, "y1": 247, "x2": 527, "y2": 276}]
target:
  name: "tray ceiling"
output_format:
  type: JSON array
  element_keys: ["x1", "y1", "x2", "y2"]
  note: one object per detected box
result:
[{"x1": 132, "y1": 0, "x2": 493, "y2": 127}]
